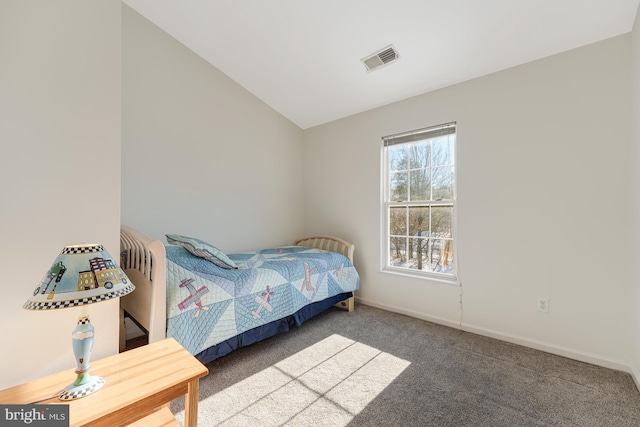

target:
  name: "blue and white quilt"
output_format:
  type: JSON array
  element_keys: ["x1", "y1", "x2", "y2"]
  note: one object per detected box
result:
[{"x1": 164, "y1": 245, "x2": 360, "y2": 356}]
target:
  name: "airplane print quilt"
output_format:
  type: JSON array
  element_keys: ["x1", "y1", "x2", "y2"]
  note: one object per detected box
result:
[{"x1": 164, "y1": 244, "x2": 360, "y2": 356}]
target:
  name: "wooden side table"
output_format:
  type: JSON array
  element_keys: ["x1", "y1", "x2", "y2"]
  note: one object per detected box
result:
[{"x1": 0, "y1": 338, "x2": 208, "y2": 427}]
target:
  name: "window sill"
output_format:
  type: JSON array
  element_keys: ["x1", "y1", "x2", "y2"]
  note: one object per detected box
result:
[{"x1": 381, "y1": 267, "x2": 459, "y2": 286}]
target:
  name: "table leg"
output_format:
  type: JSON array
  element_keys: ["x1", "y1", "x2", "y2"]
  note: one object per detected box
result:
[{"x1": 183, "y1": 378, "x2": 200, "y2": 427}]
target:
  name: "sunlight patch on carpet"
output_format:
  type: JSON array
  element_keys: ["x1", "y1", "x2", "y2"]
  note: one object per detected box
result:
[{"x1": 198, "y1": 334, "x2": 411, "y2": 426}]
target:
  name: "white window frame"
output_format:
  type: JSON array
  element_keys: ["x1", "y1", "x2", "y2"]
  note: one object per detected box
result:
[{"x1": 381, "y1": 122, "x2": 458, "y2": 283}]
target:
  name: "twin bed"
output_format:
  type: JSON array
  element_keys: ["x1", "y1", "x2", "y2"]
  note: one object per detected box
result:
[{"x1": 119, "y1": 225, "x2": 360, "y2": 364}]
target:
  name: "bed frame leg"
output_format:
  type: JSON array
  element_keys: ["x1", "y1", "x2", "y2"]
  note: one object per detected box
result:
[
  {"x1": 119, "y1": 307, "x2": 126, "y2": 352},
  {"x1": 335, "y1": 295, "x2": 355, "y2": 312}
]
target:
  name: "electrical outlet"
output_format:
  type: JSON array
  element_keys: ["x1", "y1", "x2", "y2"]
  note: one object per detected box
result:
[{"x1": 537, "y1": 297, "x2": 549, "y2": 313}]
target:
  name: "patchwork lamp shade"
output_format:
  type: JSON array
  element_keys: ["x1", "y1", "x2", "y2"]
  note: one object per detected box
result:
[{"x1": 23, "y1": 244, "x2": 135, "y2": 400}]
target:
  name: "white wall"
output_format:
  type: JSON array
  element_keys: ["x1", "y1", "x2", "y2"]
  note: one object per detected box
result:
[
  {"x1": 0, "y1": 1, "x2": 121, "y2": 389},
  {"x1": 121, "y1": 5, "x2": 305, "y2": 252},
  {"x1": 632, "y1": 5, "x2": 640, "y2": 383},
  {"x1": 304, "y1": 35, "x2": 634, "y2": 370}
]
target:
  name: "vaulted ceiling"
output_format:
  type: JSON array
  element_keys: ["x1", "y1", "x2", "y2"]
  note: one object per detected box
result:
[{"x1": 123, "y1": 0, "x2": 640, "y2": 129}]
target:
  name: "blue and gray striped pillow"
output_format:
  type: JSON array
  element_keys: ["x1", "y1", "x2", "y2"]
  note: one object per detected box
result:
[{"x1": 166, "y1": 234, "x2": 238, "y2": 269}]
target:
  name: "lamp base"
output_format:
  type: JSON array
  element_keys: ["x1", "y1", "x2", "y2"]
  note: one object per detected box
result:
[
  {"x1": 58, "y1": 376, "x2": 105, "y2": 401},
  {"x1": 58, "y1": 314, "x2": 104, "y2": 400}
]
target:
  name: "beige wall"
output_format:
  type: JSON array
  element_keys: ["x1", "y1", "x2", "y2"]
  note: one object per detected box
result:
[
  {"x1": 304, "y1": 35, "x2": 634, "y2": 370},
  {"x1": 632, "y1": 5, "x2": 640, "y2": 384},
  {"x1": 0, "y1": 1, "x2": 122, "y2": 388},
  {"x1": 121, "y1": 5, "x2": 304, "y2": 252}
]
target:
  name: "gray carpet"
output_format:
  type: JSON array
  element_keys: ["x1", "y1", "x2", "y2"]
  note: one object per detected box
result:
[{"x1": 171, "y1": 304, "x2": 640, "y2": 426}]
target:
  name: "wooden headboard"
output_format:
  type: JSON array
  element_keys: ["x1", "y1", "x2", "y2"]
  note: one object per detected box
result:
[
  {"x1": 119, "y1": 225, "x2": 167, "y2": 349},
  {"x1": 293, "y1": 235, "x2": 355, "y2": 263}
]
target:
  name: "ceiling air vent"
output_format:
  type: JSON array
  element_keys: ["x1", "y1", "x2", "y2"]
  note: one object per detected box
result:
[{"x1": 361, "y1": 44, "x2": 399, "y2": 72}]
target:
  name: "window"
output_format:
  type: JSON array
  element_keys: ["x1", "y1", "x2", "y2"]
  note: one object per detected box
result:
[{"x1": 382, "y1": 122, "x2": 456, "y2": 280}]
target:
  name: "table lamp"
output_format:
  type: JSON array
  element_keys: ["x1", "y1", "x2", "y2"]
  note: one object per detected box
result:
[{"x1": 23, "y1": 244, "x2": 135, "y2": 400}]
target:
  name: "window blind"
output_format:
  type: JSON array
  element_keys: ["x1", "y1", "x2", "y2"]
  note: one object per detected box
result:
[{"x1": 383, "y1": 122, "x2": 456, "y2": 146}]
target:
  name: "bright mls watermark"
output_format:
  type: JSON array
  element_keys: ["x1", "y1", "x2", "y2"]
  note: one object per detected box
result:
[{"x1": 1, "y1": 405, "x2": 68, "y2": 426}]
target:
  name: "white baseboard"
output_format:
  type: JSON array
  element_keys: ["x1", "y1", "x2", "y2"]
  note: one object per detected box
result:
[
  {"x1": 460, "y1": 323, "x2": 632, "y2": 374},
  {"x1": 355, "y1": 296, "x2": 635, "y2": 375},
  {"x1": 631, "y1": 365, "x2": 640, "y2": 392},
  {"x1": 356, "y1": 296, "x2": 461, "y2": 330}
]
